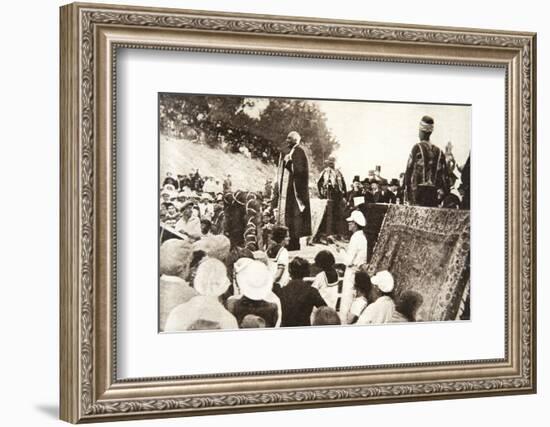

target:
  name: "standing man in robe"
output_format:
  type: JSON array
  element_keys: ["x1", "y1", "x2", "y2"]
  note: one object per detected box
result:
[
  {"x1": 317, "y1": 156, "x2": 347, "y2": 241},
  {"x1": 273, "y1": 131, "x2": 312, "y2": 251},
  {"x1": 404, "y1": 115, "x2": 450, "y2": 207}
]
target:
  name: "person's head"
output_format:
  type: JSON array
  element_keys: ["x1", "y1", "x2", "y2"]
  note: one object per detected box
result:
[
  {"x1": 159, "y1": 239, "x2": 193, "y2": 279},
  {"x1": 354, "y1": 271, "x2": 373, "y2": 299},
  {"x1": 234, "y1": 258, "x2": 273, "y2": 301},
  {"x1": 193, "y1": 258, "x2": 230, "y2": 297},
  {"x1": 240, "y1": 314, "x2": 267, "y2": 328},
  {"x1": 325, "y1": 156, "x2": 336, "y2": 169},
  {"x1": 160, "y1": 191, "x2": 171, "y2": 202},
  {"x1": 271, "y1": 225, "x2": 289, "y2": 246},
  {"x1": 346, "y1": 210, "x2": 366, "y2": 233},
  {"x1": 395, "y1": 290, "x2": 424, "y2": 322},
  {"x1": 187, "y1": 319, "x2": 222, "y2": 331},
  {"x1": 166, "y1": 203, "x2": 177, "y2": 215},
  {"x1": 314, "y1": 250, "x2": 336, "y2": 273},
  {"x1": 312, "y1": 306, "x2": 341, "y2": 326},
  {"x1": 180, "y1": 201, "x2": 194, "y2": 219},
  {"x1": 334, "y1": 263, "x2": 346, "y2": 277},
  {"x1": 419, "y1": 115, "x2": 434, "y2": 141},
  {"x1": 389, "y1": 179, "x2": 399, "y2": 193},
  {"x1": 352, "y1": 181, "x2": 362, "y2": 191},
  {"x1": 289, "y1": 257, "x2": 310, "y2": 280},
  {"x1": 192, "y1": 206, "x2": 200, "y2": 218},
  {"x1": 160, "y1": 204, "x2": 168, "y2": 216},
  {"x1": 371, "y1": 181, "x2": 379, "y2": 192},
  {"x1": 286, "y1": 131, "x2": 301, "y2": 149},
  {"x1": 371, "y1": 270, "x2": 395, "y2": 299},
  {"x1": 380, "y1": 179, "x2": 388, "y2": 191},
  {"x1": 200, "y1": 219, "x2": 212, "y2": 235}
]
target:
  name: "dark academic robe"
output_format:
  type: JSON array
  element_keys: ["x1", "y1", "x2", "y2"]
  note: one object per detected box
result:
[
  {"x1": 404, "y1": 141, "x2": 450, "y2": 207},
  {"x1": 275, "y1": 145, "x2": 312, "y2": 242}
]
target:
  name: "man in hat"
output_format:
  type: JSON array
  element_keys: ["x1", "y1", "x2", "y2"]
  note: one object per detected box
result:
[
  {"x1": 162, "y1": 172, "x2": 179, "y2": 190},
  {"x1": 316, "y1": 156, "x2": 347, "y2": 240},
  {"x1": 174, "y1": 200, "x2": 202, "y2": 242},
  {"x1": 373, "y1": 178, "x2": 392, "y2": 203},
  {"x1": 403, "y1": 115, "x2": 450, "y2": 206},
  {"x1": 340, "y1": 210, "x2": 368, "y2": 323},
  {"x1": 387, "y1": 179, "x2": 399, "y2": 204},
  {"x1": 273, "y1": 131, "x2": 312, "y2": 251}
]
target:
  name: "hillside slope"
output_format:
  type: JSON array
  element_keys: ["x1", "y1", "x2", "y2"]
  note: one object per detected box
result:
[{"x1": 160, "y1": 135, "x2": 277, "y2": 193}]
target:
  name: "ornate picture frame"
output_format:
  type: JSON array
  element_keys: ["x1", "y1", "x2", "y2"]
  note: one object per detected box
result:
[{"x1": 60, "y1": 2, "x2": 536, "y2": 423}]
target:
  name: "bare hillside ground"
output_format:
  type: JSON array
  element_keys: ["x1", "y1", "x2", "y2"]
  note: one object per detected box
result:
[{"x1": 160, "y1": 134, "x2": 277, "y2": 192}]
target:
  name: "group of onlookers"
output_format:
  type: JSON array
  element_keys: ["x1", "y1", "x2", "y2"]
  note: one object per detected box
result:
[{"x1": 160, "y1": 209, "x2": 423, "y2": 332}]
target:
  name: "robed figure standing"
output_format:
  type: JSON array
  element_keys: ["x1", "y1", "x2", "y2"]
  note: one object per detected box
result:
[
  {"x1": 316, "y1": 156, "x2": 347, "y2": 239},
  {"x1": 404, "y1": 115, "x2": 450, "y2": 207},
  {"x1": 273, "y1": 131, "x2": 312, "y2": 251}
]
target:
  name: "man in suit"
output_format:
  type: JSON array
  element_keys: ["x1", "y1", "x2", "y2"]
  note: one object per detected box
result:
[{"x1": 273, "y1": 131, "x2": 312, "y2": 251}]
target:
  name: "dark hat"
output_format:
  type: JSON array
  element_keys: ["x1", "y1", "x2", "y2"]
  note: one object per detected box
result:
[
  {"x1": 353, "y1": 175, "x2": 360, "y2": 182},
  {"x1": 380, "y1": 178, "x2": 389, "y2": 186},
  {"x1": 361, "y1": 178, "x2": 371, "y2": 185},
  {"x1": 390, "y1": 178, "x2": 400, "y2": 187}
]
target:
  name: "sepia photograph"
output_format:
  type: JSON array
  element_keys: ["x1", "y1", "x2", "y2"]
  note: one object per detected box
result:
[{"x1": 158, "y1": 93, "x2": 471, "y2": 332}]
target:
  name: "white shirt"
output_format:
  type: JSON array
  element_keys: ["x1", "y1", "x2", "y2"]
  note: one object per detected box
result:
[
  {"x1": 344, "y1": 230, "x2": 368, "y2": 269},
  {"x1": 356, "y1": 296, "x2": 395, "y2": 325}
]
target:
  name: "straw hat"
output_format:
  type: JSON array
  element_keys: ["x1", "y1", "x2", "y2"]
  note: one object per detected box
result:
[
  {"x1": 234, "y1": 258, "x2": 273, "y2": 301},
  {"x1": 193, "y1": 258, "x2": 230, "y2": 297}
]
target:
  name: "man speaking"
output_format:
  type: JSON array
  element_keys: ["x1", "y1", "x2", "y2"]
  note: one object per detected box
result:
[{"x1": 273, "y1": 131, "x2": 312, "y2": 251}]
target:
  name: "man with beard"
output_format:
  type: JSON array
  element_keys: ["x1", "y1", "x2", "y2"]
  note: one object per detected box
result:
[{"x1": 273, "y1": 131, "x2": 312, "y2": 251}]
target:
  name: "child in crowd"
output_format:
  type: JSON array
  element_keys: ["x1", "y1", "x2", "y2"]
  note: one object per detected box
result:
[
  {"x1": 274, "y1": 257, "x2": 327, "y2": 327},
  {"x1": 311, "y1": 250, "x2": 342, "y2": 312},
  {"x1": 347, "y1": 271, "x2": 372, "y2": 324},
  {"x1": 356, "y1": 270, "x2": 396, "y2": 325},
  {"x1": 267, "y1": 226, "x2": 290, "y2": 288}
]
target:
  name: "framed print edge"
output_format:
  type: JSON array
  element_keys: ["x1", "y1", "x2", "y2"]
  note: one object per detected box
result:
[{"x1": 59, "y1": 2, "x2": 537, "y2": 423}]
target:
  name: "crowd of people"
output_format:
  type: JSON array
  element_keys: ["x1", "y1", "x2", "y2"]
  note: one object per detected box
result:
[
  {"x1": 160, "y1": 101, "x2": 279, "y2": 164},
  {"x1": 159, "y1": 115, "x2": 469, "y2": 331},
  {"x1": 160, "y1": 217, "x2": 423, "y2": 332}
]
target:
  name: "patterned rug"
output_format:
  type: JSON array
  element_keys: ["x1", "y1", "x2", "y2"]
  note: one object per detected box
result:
[{"x1": 366, "y1": 205, "x2": 470, "y2": 321}]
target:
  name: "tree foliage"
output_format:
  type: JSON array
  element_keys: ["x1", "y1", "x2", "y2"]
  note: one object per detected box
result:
[{"x1": 159, "y1": 94, "x2": 339, "y2": 170}]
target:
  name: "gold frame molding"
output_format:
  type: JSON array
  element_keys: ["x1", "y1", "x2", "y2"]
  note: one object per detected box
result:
[{"x1": 60, "y1": 2, "x2": 537, "y2": 423}]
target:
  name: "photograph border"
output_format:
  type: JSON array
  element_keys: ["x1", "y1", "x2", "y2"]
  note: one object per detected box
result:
[{"x1": 60, "y1": 2, "x2": 536, "y2": 423}]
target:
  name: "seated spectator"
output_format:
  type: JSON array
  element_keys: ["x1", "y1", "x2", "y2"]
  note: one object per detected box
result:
[
  {"x1": 163, "y1": 203, "x2": 181, "y2": 228},
  {"x1": 356, "y1": 270, "x2": 396, "y2": 325},
  {"x1": 165, "y1": 258, "x2": 238, "y2": 331},
  {"x1": 392, "y1": 290, "x2": 424, "y2": 322},
  {"x1": 175, "y1": 201, "x2": 201, "y2": 242},
  {"x1": 200, "y1": 219, "x2": 212, "y2": 237},
  {"x1": 312, "y1": 306, "x2": 341, "y2": 326},
  {"x1": 226, "y1": 258, "x2": 279, "y2": 328},
  {"x1": 160, "y1": 202, "x2": 169, "y2": 222},
  {"x1": 347, "y1": 271, "x2": 372, "y2": 324},
  {"x1": 240, "y1": 314, "x2": 267, "y2": 329},
  {"x1": 274, "y1": 257, "x2": 327, "y2": 327},
  {"x1": 267, "y1": 226, "x2": 290, "y2": 288},
  {"x1": 162, "y1": 172, "x2": 179, "y2": 189},
  {"x1": 311, "y1": 250, "x2": 342, "y2": 312},
  {"x1": 159, "y1": 239, "x2": 197, "y2": 331}
]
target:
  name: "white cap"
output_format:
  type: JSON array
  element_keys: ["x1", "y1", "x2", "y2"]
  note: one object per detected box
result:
[
  {"x1": 371, "y1": 270, "x2": 395, "y2": 293},
  {"x1": 346, "y1": 210, "x2": 366, "y2": 227}
]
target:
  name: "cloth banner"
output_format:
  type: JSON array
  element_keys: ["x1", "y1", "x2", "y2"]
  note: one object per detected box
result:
[
  {"x1": 366, "y1": 205, "x2": 470, "y2": 321},
  {"x1": 309, "y1": 198, "x2": 328, "y2": 240}
]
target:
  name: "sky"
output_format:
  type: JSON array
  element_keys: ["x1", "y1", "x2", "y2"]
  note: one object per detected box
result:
[{"x1": 318, "y1": 100, "x2": 471, "y2": 183}]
